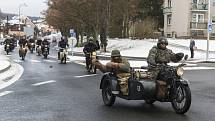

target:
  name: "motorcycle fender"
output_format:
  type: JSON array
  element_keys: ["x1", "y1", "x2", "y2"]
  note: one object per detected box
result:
[
  {"x1": 100, "y1": 74, "x2": 110, "y2": 89},
  {"x1": 100, "y1": 73, "x2": 117, "y2": 90},
  {"x1": 60, "y1": 52, "x2": 63, "y2": 59},
  {"x1": 180, "y1": 78, "x2": 190, "y2": 85}
]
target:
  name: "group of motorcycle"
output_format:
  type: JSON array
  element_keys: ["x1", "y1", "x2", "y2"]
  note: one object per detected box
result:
[
  {"x1": 5, "y1": 37, "x2": 192, "y2": 114},
  {"x1": 17, "y1": 42, "x2": 48, "y2": 60}
]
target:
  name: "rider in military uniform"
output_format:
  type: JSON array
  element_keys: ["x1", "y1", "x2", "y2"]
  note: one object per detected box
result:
[
  {"x1": 147, "y1": 37, "x2": 184, "y2": 80},
  {"x1": 92, "y1": 49, "x2": 131, "y2": 95}
]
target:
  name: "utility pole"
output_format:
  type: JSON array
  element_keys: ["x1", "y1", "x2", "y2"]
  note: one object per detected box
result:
[{"x1": 206, "y1": 0, "x2": 211, "y2": 60}]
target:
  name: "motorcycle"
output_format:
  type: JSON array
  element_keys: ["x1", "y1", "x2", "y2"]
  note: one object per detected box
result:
[
  {"x1": 100, "y1": 55, "x2": 191, "y2": 114},
  {"x1": 19, "y1": 44, "x2": 28, "y2": 60},
  {"x1": 36, "y1": 45, "x2": 42, "y2": 56},
  {"x1": 29, "y1": 43, "x2": 35, "y2": 53},
  {"x1": 5, "y1": 44, "x2": 10, "y2": 55},
  {"x1": 59, "y1": 48, "x2": 68, "y2": 64},
  {"x1": 86, "y1": 52, "x2": 97, "y2": 74},
  {"x1": 43, "y1": 45, "x2": 49, "y2": 59}
]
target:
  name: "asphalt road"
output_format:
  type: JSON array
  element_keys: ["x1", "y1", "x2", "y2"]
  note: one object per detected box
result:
[{"x1": 0, "y1": 47, "x2": 215, "y2": 121}]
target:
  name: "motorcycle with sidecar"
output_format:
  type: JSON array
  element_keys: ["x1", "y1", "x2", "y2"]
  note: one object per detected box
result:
[{"x1": 100, "y1": 55, "x2": 191, "y2": 114}]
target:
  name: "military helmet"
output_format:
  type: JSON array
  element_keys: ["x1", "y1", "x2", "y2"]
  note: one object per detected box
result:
[
  {"x1": 111, "y1": 49, "x2": 121, "y2": 57},
  {"x1": 89, "y1": 37, "x2": 93, "y2": 42},
  {"x1": 157, "y1": 37, "x2": 168, "y2": 45}
]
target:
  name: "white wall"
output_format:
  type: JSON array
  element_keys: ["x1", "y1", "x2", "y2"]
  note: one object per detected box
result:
[{"x1": 172, "y1": 0, "x2": 190, "y2": 37}]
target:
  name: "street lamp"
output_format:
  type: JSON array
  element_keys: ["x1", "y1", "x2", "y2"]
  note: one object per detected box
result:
[
  {"x1": 18, "y1": 3, "x2": 27, "y2": 40},
  {"x1": 207, "y1": 0, "x2": 211, "y2": 61}
]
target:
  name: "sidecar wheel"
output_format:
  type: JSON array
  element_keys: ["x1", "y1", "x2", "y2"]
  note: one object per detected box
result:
[
  {"x1": 171, "y1": 85, "x2": 191, "y2": 114},
  {"x1": 102, "y1": 83, "x2": 116, "y2": 106},
  {"x1": 145, "y1": 99, "x2": 156, "y2": 104}
]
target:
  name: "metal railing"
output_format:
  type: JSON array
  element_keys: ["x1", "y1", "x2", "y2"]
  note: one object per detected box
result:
[
  {"x1": 191, "y1": 3, "x2": 208, "y2": 10},
  {"x1": 163, "y1": 7, "x2": 172, "y2": 14},
  {"x1": 190, "y1": 22, "x2": 207, "y2": 29}
]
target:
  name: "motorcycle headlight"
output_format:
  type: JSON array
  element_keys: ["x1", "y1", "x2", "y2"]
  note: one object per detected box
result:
[{"x1": 176, "y1": 67, "x2": 184, "y2": 76}]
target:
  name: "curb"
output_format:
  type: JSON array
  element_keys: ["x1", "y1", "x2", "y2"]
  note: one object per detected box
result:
[
  {"x1": 0, "y1": 63, "x2": 24, "y2": 90},
  {"x1": 0, "y1": 61, "x2": 11, "y2": 74}
]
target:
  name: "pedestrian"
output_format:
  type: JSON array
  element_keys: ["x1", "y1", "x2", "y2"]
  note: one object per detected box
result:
[
  {"x1": 189, "y1": 38, "x2": 196, "y2": 58},
  {"x1": 95, "y1": 40, "x2": 100, "y2": 51}
]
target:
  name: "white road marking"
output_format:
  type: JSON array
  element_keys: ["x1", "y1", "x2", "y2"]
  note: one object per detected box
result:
[
  {"x1": 44, "y1": 60, "x2": 57, "y2": 63},
  {"x1": 32, "y1": 80, "x2": 56, "y2": 86},
  {"x1": 73, "y1": 61, "x2": 85, "y2": 66},
  {"x1": 74, "y1": 74, "x2": 98, "y2": 78},
  {"x1": 30, "y1": 59, "x2": 41, "y2": 63},
  {"x1": 13, "y1": 59, "x2": 23, "y2": 63},
  {"x1": 184, "y1": 67, "x2": 215, "y2": 70},
  {"x1": 0, "y1": 91, "x2": 13, "y2": 97},
  {"x1": 49, "y1": 55, "x2": 57, "y2": 59}
]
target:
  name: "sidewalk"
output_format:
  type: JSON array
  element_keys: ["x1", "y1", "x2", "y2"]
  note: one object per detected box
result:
[
  {"x1": 69, "y1": 38, "x2": 215, "y2": 63},
  {"x1": 0, "y1": 46, "x2": 24, "y2": 90}
]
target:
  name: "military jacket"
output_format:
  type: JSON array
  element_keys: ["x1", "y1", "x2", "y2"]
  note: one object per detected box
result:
[{"x1": 147, "y1": 46, "x2": 179, "y2": 67}]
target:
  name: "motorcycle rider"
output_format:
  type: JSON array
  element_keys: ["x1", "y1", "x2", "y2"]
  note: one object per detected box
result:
[
  {"x1": 42, "y1": 38, "x2": 50, "y2": 55},
  {"x1": 58, "y1": 36, "x2": 69, "y2": 60},
  {"x1": 18, "y1": 36, "x2": 28, "y2": 57},
  {"x1": 147, "y1": 37, "x2": 184, "y2": 80},
  {"x1": 4, "y1": 36, "x2": 12, "y2": 51},
  {"x1": 92, "y1": 49, "x2": 131, "y2": 95},
  {"x1": 83, "y1": 37, "x2": 97, "y2": 69},
  {"x1": 36, "y1": 37, "x2": 42, "y2": 47},
  {"x1": 28, "y1": 36, "x2": 36, "y2": 50},
  {"x1": 18, "y1": 36, "x2": 28, "y2": 47},
  {"x1": 147, "y1": 37, "x2": 184, "y2": 99}
]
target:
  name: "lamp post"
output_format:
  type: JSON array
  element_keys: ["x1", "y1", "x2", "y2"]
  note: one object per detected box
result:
[
  {"x1": 18, "y1": 3, "x2": 27, "y2": 40},
  {"x1": 206, "y1": 0, "x2": 211, "y2": 61}
]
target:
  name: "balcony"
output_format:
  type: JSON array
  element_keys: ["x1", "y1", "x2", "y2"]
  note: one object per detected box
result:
[
  {"x1": 191, "y1": 3, "x2": 208, "y2": 11},
  {"x1": 163, "y1": 7, "x2": 172, "y2": 14},
  {"x1": 190, "y1": 22, "x2": 207, "y2": 30}
]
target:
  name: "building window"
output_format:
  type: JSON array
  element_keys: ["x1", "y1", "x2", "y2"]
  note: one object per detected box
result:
[
  {"x1": 192, "y1": 13, "x2": 204, "y2": 22},
  {"x1": 212, "y1": 16, "x2": 215, "y2": 23},
  {"x1": 193, "y1": 0, "x2": 197, "y2": 3},
  {"x1": 167, "y1": 15, "x2": 172, "y2": 25},
  {"x1": 168, "y1": 0, "x2": 172, "y2": 7}
]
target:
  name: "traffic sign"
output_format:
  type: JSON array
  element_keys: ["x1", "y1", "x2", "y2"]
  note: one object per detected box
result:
[{"x1": 208, "y1": 23, "x2": 212, "y2": 33}]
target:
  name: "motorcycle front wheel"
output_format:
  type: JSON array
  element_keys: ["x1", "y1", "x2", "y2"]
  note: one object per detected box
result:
[
  {"x1": 171, "y1": 85, "x2": 191, "y2": 114},
  {"x1": 91, "y1": 65, "x2": 97, "y2": 74},
  {"x1": 6, "y1": 50, "x2": 9, "y2": 55},
  {"x1": 102, "y1": 82, "x2": 116, "y2": 106},
  {"x1": 64, "y1": 54, "x2": 67, "y2": 64},
  {"x1": 21, "y1": 54, "x2": 25, "y2": 60}
]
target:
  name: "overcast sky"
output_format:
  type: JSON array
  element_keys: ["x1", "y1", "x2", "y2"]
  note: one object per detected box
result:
[{"x1": 0, "y1": 0, "x2": 48, "y2": 17}]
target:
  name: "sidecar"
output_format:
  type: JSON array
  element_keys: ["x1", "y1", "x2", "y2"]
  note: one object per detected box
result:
[{"x1": 100, "y1": 70, "x2": 157, "y2": 106}]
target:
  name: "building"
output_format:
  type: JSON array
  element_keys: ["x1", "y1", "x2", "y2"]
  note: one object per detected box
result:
[
  {"x1": 2, "y1": 15, "x2": 37, "y2": 37},
  {"x1": 163, "y1": 0, "x2": 215, "y2": 38}
]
